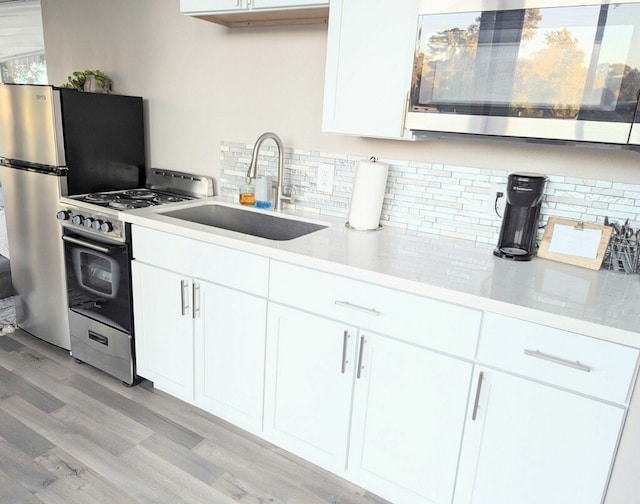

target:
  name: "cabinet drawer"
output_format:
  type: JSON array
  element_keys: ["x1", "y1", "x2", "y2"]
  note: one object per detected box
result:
[
  {"x1": 478, "y1": 313, "x2": 639, "y2": 403},
  {"x1": 269, "y1": 261, "x2": 480, "y2": 358},
  {"x1": 132, "y1": 226, "x2": 269, "y2": 296}
]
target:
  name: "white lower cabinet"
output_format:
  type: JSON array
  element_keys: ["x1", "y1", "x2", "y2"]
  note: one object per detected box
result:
[
  {"x1": 195, "y1": 281, "x2": 266, "y2": 433},
  {"x1": 264, "y1": 304, "x2": 357, "y2": 472},
  {"x1": 453, "y1": 313, "x2": 639, "y2": 504},
  {"x1": 264, "y1": 302, "x2": 475, "y2": 503},
  {"x1": 132, "y1": 262, "x2": 195, "y2": 402},
  {"x1": 131, "y1": 226, "x2": 269, "y2": 433},
  {"x1": 455, "y1": 367, "x2": 625, "y2": 504},
  {"x1": 131, "y1": 235, "x2": 638, "y2": 504},
  {"x1": 348, "y1": 332, "x2": 473, "y2": 504}
]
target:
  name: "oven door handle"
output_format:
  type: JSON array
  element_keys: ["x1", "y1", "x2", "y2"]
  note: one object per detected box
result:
[{"x1": 62, "y1": 235, "x2": 124, "y2": 255}]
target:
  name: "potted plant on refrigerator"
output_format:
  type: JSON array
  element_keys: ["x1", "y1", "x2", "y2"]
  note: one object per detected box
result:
[{"x1": 61, "y1": 70, "x2": 112, "y2": 93}]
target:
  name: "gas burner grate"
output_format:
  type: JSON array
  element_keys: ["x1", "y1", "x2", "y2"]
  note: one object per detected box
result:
[
  {"x1": 152, "y1": 194, "x2": 188, "y2": 205},
  {"x1": 84, "y1": 193, "x2": 122, "y2": 204},
  {"x1": 120, "y1": 188, "x2": 156, "y2": 200},
  {"x1": 109, "y1": 199, "x2": 155, "y2": 210}
]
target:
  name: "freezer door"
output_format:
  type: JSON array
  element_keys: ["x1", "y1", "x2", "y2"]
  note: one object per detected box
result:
[{"x1": 0, "y1": 84, "x2": 65, "y2": 167}]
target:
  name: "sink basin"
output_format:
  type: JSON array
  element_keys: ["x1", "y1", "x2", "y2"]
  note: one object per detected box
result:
[{"x1": 160, "y1": 202, "x2": 327, "y2": 241}]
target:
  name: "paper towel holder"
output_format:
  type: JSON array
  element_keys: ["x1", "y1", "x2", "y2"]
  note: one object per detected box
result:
[
  {"x1": 345, "y1": 222, "x2": 383, "y2": 231},
  {"x1": 345, "y1": 156, "x2": 387, "y2": 232}
]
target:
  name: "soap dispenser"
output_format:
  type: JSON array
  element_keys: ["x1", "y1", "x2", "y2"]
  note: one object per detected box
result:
[{"x1": 254, "y1": 175, "x2": 272, "y2": 209}]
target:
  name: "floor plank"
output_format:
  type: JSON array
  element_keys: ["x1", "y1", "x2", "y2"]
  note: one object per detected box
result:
[
  {"x1": 0, "y1": 409, "x2": 55, "y2": 458},
  {"x1": 0, "y1": 436, "x2": 57, "y2": 493},
  {"x1": 63, "y1": 373, "x2": 204, "y2": 449},
  {"x1": 34, "y1": 447, "x2": 140, "y2": 504},
  {"x1": 0, "y1": 468, "x2": 42, "y2": 504}
]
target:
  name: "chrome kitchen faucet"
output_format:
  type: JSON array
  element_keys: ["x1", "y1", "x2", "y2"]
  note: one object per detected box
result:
[{"x1": 247, "y1": 132, "x2": 291, "y2": 211}]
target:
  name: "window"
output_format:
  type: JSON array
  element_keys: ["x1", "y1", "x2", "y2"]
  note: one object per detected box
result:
[{"x1": 0, "y1": 0, "x2": 47, "y2": 84}]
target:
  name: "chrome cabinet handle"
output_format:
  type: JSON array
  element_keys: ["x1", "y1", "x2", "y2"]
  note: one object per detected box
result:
[
  {"x1": 400, "y1": 90, "x2": 409, "y2": 136},
  {"x1": 180, "y1": 280, "x2": 189, "y2": 316},
  {"x1": 472, "y1": 371, "x2": 484, "y2": 421},
  {"x1": 192, "y1": 282, "x2": 200, "y2": 319},
  {"x1": 334, "y1": 300, "x2": 381, "y2": 317},
  {"x1": 356, "y1": 336, "x2": 366, "y2": 379},
  {"x1": 341, "y1": 330, "x2": 350, "y2": 374},
  {"x1": 524, "y1": 349, "x2": 591, "y2": 373}
]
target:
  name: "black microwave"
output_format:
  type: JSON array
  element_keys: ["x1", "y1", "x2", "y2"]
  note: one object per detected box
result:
[{"x1": 405, "y1": 0, "x2": 640, "y2": 147}]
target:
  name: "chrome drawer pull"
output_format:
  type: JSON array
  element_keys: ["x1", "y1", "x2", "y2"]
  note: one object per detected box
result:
[
  {"x1": 334, "y1": 300, "x2": 381, "y2": 316},
  {"x1": 192, "y1": 282, "x2": 200, "y2": 319},
  {"x1": 341, "y1": 330, "x2": 350, "y2": 374},
  {"x1": 180, "y1": 280, "x2": 189, "y2": 316},
  {"x1": 472, "y1": 371, "x2": 484, "y2": 421},
  {"x1": 356, "y1": 336, "x2": 366, "y2": 379},
  {"x1": 524, "y1": 349, "x2": 591, "y2": 373}
]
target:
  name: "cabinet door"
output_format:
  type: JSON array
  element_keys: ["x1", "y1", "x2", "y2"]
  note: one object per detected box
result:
[
  {"x1": 264, "y1": 303, "x2": 357, "y2": 472},
  {"x1": 348, "y1": 332, "x2": 472, "y2": 504},
  {"x1": 180, "y1": 0, "x2": 246, "y2": 13},
  {"x1": 455, "y1": 368, "x2": 625, "y2": 504},
  {"x1": 195, "y1": 280, "x2": 267, "y2": 434},
  {"x1": 132, "y1": 262, "x2": 194, "y2": 401},
  {"x1": 322, "y1": 0, "x2": 419, "y2": 138}
]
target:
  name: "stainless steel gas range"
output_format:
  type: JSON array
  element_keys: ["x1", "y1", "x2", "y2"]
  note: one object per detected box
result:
[{"x1": 57, "y1": 169, "x2": 213, "y2": 385}]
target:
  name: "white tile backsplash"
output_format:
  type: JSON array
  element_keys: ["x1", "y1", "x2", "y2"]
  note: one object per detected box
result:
[{"x1": 220, "y1": 141, "x2": 640, "y2": 244}]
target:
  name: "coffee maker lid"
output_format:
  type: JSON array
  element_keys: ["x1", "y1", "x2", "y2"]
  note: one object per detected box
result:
[{"x1": 509, "y1": 172, "x2": 548, "y2": 181}]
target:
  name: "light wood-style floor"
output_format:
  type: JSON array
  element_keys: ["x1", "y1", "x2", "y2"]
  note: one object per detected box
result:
[{"x1": 0, "y1": 328, "x2": 389, "y2": 504}]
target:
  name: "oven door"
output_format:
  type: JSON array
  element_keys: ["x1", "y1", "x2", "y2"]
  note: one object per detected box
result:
[{"x1": 62, "y1": 231, "x2": 132, "y2": 334}]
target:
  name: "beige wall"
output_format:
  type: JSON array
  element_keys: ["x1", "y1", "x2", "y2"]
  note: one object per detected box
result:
[{"x1": 40, "y1": 0, "x2": 640, "y2": 185}]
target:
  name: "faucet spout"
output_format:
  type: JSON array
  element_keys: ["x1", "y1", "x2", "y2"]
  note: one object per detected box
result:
[{"x1": 247, "y1": 132, "x2": 286, "y2": 210}]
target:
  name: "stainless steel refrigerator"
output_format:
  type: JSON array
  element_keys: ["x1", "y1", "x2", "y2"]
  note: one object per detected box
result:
[{"x1": 0, "y1": 83, "x2": 145, "y2": 349}]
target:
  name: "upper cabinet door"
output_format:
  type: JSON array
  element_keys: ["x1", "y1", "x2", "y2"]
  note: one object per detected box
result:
[{"x1": 322, "y1": 0, "x2": 420, "y2": 139}]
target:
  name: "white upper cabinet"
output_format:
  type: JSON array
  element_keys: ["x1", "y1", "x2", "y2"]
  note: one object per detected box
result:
[
  {"x1": 181, "y1": 0, "x2": 248, "y2": 12},
  {"x1": 181, "y1": 0, "x2": 328, "y2": 11},
  {"x1": 322, "y1": 0, "x2": 420, "y2": 139},
  {"x1": 180, "y1": 0, "x2": 329, "y2": 26},
  {"x1": 254, "y1": 0, "x2": 328, "y2": 8}
]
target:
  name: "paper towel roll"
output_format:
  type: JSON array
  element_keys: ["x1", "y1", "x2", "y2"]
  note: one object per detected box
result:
[{"x1": 347, "y1": 158, "x2": 389, "y2": 231}]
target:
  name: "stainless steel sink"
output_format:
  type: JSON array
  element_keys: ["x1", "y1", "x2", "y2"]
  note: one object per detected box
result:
[{"x1": 159, "y1": 202, "x2": 327, "y2": 241}]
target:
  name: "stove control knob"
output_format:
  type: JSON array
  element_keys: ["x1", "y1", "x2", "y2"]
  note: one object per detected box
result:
[
  {"x1": 92, "y1": 219, "x2": 103, "y2": 231},
  {"x1": 71, "y1": 215, "x2": 84, "y2": 226},
  {"x1": 100, "y1": 221, "x2": 114, "y2": 233},
  {"x1": 56, "y1": 210, "x2": 70, "y2": 221},
  {"x1": 83, "y1": 218, "x2": 94, "y2": 228}
]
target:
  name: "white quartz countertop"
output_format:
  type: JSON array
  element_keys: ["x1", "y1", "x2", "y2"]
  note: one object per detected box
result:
[{"x1": 121, "y1": 197, "x2": 640, "y2": 348}]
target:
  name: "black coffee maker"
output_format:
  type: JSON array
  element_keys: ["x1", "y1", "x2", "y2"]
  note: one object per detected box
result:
[{"x1": 493, "y1": 172, "x2": 547, "y2": 261}]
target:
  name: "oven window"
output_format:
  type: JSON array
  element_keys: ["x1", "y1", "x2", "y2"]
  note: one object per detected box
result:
[
  {"x1": 80, "y1": 252, "x2": 114, "y2": 297},
  {"x1": 411, "y1": 3, "x2": 640, "y2": 122}
]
